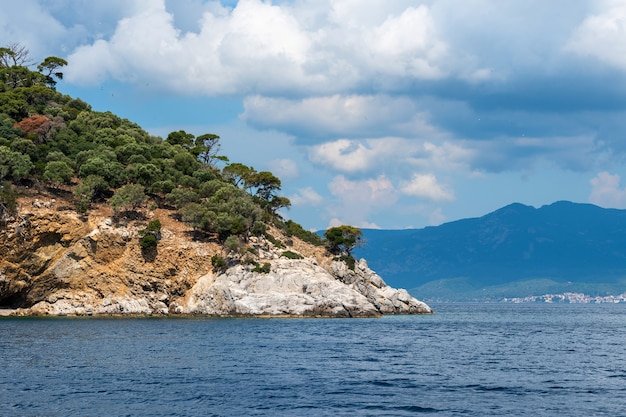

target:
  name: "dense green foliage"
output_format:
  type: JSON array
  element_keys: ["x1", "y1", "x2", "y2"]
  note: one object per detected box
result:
[
  {"x1": 0, "y1": 44, "x2": 295, "y2": 244},
  {"x1": 0, "y1": 44, "x2": 364, "y2": 270}
]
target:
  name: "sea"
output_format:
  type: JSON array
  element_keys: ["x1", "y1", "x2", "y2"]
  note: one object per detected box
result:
[{"x1": 1, "y1": 303, "x2": 625, "y2": 416}]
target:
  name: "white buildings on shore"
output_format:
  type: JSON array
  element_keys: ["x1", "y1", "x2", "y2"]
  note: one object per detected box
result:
[{"x1": 503, "y1": 292, "x2": 626, "y2": 303}]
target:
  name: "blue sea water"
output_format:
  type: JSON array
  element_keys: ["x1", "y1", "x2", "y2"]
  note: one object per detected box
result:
[{"x1": 1, "y1": 303, "x2": 625, "y2": 416}]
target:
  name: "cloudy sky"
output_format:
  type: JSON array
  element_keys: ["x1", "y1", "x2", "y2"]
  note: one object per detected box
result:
[{"x1": 3, "y1": 0, "x2": 626, "y2": 230}]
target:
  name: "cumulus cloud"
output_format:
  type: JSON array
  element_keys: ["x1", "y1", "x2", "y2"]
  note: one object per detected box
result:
[
  {"x1": 64, "y1": 0, "x2": 451, "y2": 94},
  {"x1": 241, "y1": 94, "x2": 440, "y2": 139},
  {"x1": 566, "y1": 0, "x2": 626, "y2": 71},
  {"x1": 290, "y1": 186, "x2": 324, "y2": 207},
  {"x1": 268, "y1": 158, "x2": 299, "y2": 179},
  {"x1": 308, "y1": 137, "x2": 472, "y2": 174},
  {"x1": 400, "y1": 173, "x2": 454, "y2": 201},
  {"x1": 589, "y1": 171, "x2": 626, "y2": 208},
  {"x1": 0, "y1": 0, "x2": 72, "y2": 58},
  {"x1": 308, "y1": 139, "x2": 395, "y2": 173},
  {"x1": 326, "y1": 175, "x2": 398, "y2": 228}
]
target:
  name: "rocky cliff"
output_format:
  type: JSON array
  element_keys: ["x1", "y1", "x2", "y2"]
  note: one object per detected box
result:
[{"x1": 0, "y1": 197, "x2": 432, "y2": 317}]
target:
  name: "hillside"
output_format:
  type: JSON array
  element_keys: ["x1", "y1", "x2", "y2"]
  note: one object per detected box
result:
[
  {"x1": 355, "y1": 201, "x2": 626, "y2": 301},
  {"x1": 0, "y1": 45, "x2": 432, "y2": 316}
]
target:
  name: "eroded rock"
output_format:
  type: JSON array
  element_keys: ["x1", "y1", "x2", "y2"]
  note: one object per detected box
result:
[{"x1": 0, "y1": 202, "x2": 432, "y2": 316}]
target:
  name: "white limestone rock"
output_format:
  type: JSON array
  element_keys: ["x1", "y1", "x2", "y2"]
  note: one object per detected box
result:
[
  {"x1": 183, "y1": 258, "x2": 381, "y2": 317},
  {"x1": 330, "y1": 259, "x2": 432, "y2": 314},
  {"x1": 182, "y1": 258, "x2": 432, "y2": 317}
]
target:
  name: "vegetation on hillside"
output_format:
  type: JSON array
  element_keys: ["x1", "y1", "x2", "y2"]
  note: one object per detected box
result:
[{"x1": 0, "y1": 43, "x2": 361, "y2": 267}]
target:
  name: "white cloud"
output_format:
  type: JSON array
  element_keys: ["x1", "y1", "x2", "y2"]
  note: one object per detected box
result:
[
  {"x1": 368, "y1": 5, "x2": 447, "y2": 79},
  {"x1": 308, "y1": 139, "x2": 378, "y2": 173},
  {"x1": 241, "y1": 94, "x2": 443, "y2": 139},
  {"x1": 406, "y1": 140, "x2": 474, "y2": 171},
  {"x1": 308, "y1": 136, "x2": 471, "y2": 174},
  {"x1": 268, "y1": 158, "x2": 299, "y2": 179},
  {"x1": 589, "y1": 171, "x2": 626, "y2": 208},
  {"x1": 400, "y1": 173, "x2": 454, "y2": 201},
  {"x1": 290, "y1": 187, "x2": 324, "y2": 207},
  {"x1": 64, "y1": 0, "x2": 450, "y2": 94},
  {"x1": 566, "y1": 0, "x2": 626, "y2": 71},
  {"x1": 326, "y1": 175, "x2": 398, "y2": 227},
  {"x1": 0, "y1": 0, "x2": 70, "y2": 59}
]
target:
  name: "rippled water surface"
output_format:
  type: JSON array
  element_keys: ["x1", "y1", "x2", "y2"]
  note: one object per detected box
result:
[{"x1": 2, "y1": 303, "x2": 625, "y2": 416}]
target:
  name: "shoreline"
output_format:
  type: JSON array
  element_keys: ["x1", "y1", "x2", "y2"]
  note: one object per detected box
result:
[{"x1": 0, "y1": 309, "x2": 17, "y2": 317}]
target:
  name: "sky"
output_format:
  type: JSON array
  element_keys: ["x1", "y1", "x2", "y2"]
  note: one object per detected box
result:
[{"x1": 3, "y1": 0, "x2": 626, "y2": 230}]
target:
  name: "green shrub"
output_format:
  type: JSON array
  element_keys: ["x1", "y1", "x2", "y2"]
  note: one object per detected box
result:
[
  {"x1": 281, "y1": 250, "x2": 303, "y2": 260},
  {"x1": 334, "y1": 255, "x2": 356, "y2": 271},
  {"x1": 145, "y1": 219, "x2": 162, "y2": 232},
  {"x1": 264, "y1": 232, "x2": 285, "y2": 248},
  {"x1": 0, "y1": 181, "x2": 18, "y2": 213},
  {"x1": 224, "y1": 235, "x2": 242, "y2": 254},
  {"x1": 139, "y1": 233, "x2": 158, "y2": 250},
  {"x1": 138, "y1": 219, "x2": 161, "y2": 252},
  {"x1": 211, "y1": 254, "x2": 225, "y2": 270},
  {"x1": 284, "y1": 220, "x2": 324, "y2": 246},
  {"x1": 252, "y1": 262, "x2": 271, "y2": 274}
]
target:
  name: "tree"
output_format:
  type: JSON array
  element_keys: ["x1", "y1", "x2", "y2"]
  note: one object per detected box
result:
[
  {"x1": 193, "y1": 133, "x2": 221, "y2": 166},
  {"x1": 74, "y1": 175, "x2": 108, "y2": 213},
  {"x1": 9, "y1": 138, "x2": 37, "y2": 159},
  {"x1": 109, "y1": 184, "x2": 148, "y2": 213},
  {"x1": 0, "y1": 45, "x2": 41, "y2": 90},
  {"x1": 43, "y1": 160, "x2": 74, "y2": 187},
  {"x1": 78, "y1": 156, "x2": 126, "y2": 188},
  {"x1": 125, "y1": 163, "x2": 162, "y2": 186},
  {"x1": 265, "y1": 195, "x2": 291, "y2": 215},
  {"x1": 0, "y1": 43, "x2": 33, "y2": 68},
  {"x1": 13, "y1": 114, "x2": 64, "y2": 142},
  {"x1": 250, "y1": 171, "x2": 281, "y2": 201},
  {"x1": 0, "y1": 146, "x2": 32, "y2": 181},
  {"x1": 166, "y1": 187, "x2": 199, "y2": 208},
  {"x1": 173, "y1": 150, "x2": 199, "y2": 176},
  {"x1": 324, "y1": 225, "x2": 363, "y2": 257},
  {"x1": 0, "y1": 181, "x2": 18, "y2": 227},
  {"x1": 222, "y1": 163, "x2": 254, "y2": 188},
  {"x1": 37, "y1": 56, "x2": 67, "y2": 89},
  {"x1": 166, "y1": 130, "x2": 195, "y2": 148}
]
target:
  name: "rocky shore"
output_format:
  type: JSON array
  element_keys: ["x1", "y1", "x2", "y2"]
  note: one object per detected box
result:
[{"x1": 0, "y1": 198, "x2": 431, "y2": 317}]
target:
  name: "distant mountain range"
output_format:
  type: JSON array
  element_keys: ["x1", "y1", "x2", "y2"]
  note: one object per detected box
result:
[{"x1": 354, "y1": 201, "x2": 626, "y2": 301}]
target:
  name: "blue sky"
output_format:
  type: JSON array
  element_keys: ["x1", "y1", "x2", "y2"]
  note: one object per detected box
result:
[{"x1": 3, "y1": 0, "x2": 626, "y2": 230}]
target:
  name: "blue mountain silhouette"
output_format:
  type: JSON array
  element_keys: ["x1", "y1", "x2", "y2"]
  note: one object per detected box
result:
[{"x1": 355, "y1": 201, "x2": 626, "y2": 300}]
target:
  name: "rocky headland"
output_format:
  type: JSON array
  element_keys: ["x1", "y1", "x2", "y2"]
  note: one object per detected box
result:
[{"x1": 0, "y1": 196, "x2": 432, "y2": 317}]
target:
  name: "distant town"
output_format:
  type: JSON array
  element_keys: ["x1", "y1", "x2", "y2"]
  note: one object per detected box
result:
[{"x1": 503, "y1": 293, "x2": 626, "y2": 303}]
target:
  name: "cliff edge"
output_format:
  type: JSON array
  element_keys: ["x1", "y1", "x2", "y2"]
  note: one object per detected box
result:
[{"x1": 0, "y1": 197, "x2": 431, "y2": 317}]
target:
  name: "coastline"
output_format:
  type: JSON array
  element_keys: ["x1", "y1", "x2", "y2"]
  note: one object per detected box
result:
[{"x1": 0, "y1": 309, "x2": 17, "y2": 317}]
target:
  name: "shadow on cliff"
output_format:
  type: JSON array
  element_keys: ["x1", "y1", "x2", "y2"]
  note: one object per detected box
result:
[{"x1": 141, "y1": 246, "x2": 158, "y2": 262}]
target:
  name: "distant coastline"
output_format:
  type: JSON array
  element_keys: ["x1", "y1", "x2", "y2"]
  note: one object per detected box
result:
[{"x1": 503, "y1": 292, "x2": 626, "y2": 303}]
